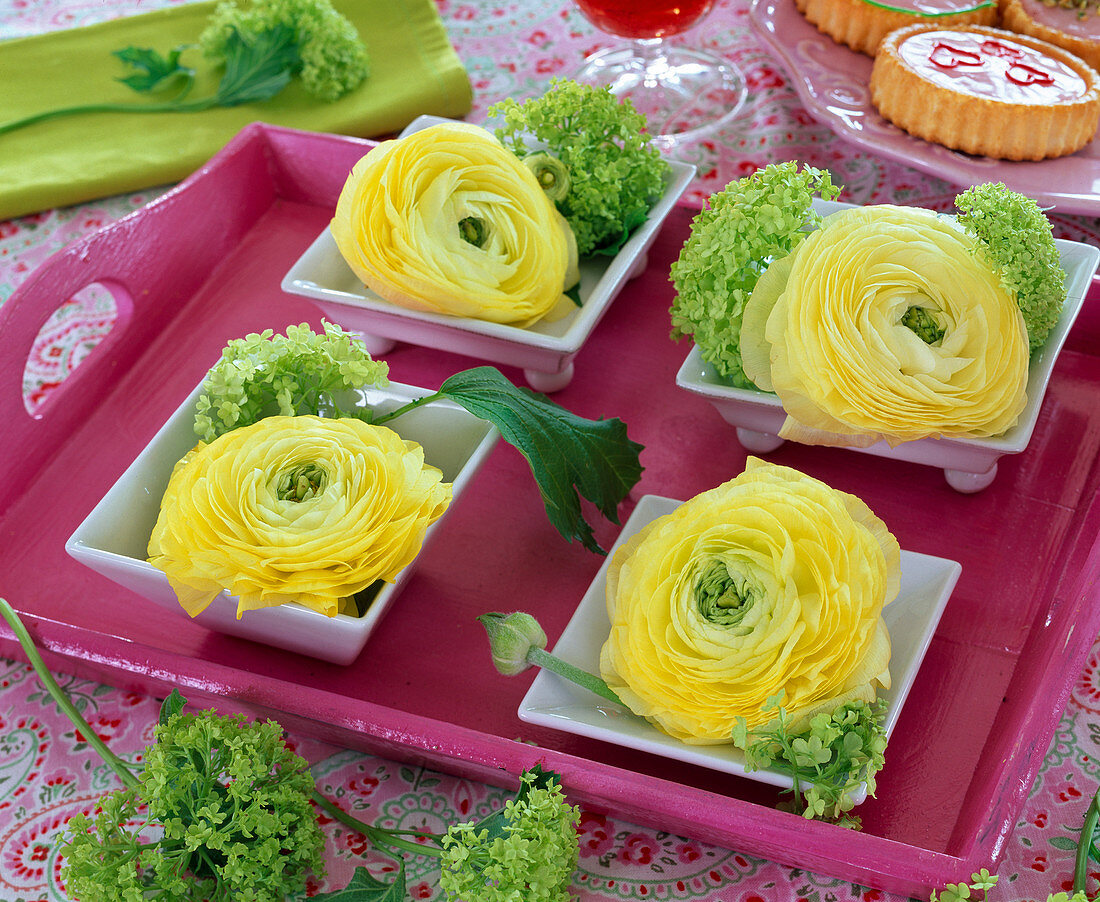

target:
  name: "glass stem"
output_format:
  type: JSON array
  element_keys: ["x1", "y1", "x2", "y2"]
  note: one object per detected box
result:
[{"x1": 632, "y1": 37, "x2": 668, "y2": 84}]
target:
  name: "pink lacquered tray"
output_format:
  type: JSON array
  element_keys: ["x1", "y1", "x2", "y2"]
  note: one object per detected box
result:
[{"x1": 1, "y1": 123, "x2": 1099, "y2": 899}]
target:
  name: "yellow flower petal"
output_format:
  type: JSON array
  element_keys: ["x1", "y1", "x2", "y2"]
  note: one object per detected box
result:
[
  {"x1": 331, "y1": 122, "x2": 578, "y2": 328},
  {"x1": 740, "y1": 205, "x2": 1030, "y2": 446},
  {"x1": 148, "y1": 416, "x2": 452, "y2": 620},
  {"x1": 600, "y1": 458, "x2": 899, "y2": 744}
]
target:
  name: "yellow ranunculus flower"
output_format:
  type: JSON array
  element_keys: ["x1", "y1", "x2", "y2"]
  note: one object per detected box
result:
[
  {"x1": 600, "y1": 458, "x2": 899, "y2": 744},
  {"x1": 740, "y1": 205, "x2": 1029, "y2": 447},
  {"x1": 148, "y1": 416, "x2": 452, "y2": 620},
  {"x1": 330, "y1": 121, "x2": 579, "y2": 328}
]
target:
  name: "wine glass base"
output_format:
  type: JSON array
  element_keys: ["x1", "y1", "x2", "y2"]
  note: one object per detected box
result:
[{"x1": 574, "y1": 43, "x2": 747, "y2": 146}]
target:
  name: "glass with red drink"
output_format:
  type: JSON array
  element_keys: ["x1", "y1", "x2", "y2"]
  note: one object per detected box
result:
[
  {"x1": 571, "y1": 0, "x2": 745, "y2": 145},
  {"x1": 572, "y1": 0, "x2": 717, "y2": 39}
]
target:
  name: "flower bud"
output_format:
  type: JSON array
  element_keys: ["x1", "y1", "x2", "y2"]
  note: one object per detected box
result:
[{"x1": 477, "y1": 612, "x2": 547, "y2": 676}]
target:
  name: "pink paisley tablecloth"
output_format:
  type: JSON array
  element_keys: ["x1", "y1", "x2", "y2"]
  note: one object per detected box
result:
[{"x1": 2, "y1": 1, "x2": 1100, "y2": 900}]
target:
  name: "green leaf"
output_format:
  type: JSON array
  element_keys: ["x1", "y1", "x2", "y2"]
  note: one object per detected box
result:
[
  {"x1": 158, "y1": 688, "x2": 187, "y2": 726},
  {"x1": 471, "y1": 765, "x2": 560, "y2": 843},
  {"x1": 313, "y1": 865, "x2": 407, "y2": 901},
  {"x1": 213, "y1": 24, "x2": 298, "y2": 107},
  {"x1": 438, "y1": 367, "x2": 644, "y2": 554},
  {"x1": 113, "y1": 45, "x2": 194, "y2": 93},
  {"x1": 1050, "y1": 836, "x2": 1079, "y2": 851},
  {"x1": 591, "y1": 205, "x2": 649, "y2": 257}
]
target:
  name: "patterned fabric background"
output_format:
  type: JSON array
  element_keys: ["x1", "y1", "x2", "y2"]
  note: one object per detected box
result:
[{"x1": 1, "y1": 1, "x2": 1099, "y2": 900}]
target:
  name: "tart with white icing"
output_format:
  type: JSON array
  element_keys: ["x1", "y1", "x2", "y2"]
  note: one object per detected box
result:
[
  {"x1": 1001, "y1": 0, "x2": 1100, "y2": 71},
  {"x1": 870, "y1": 24, "x2": 1100, "y2": 158},
  {"x1": 794, "y1": 0, "x2": 997, "y2": 55}
]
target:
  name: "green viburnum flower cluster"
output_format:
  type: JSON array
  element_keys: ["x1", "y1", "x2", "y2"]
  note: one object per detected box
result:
[
  {"x1": 733, "y1": 694, "x2": 887, "y2": 827},
  {"x1": 491, "y1": 78, "x2": 670, "y2": 257},
  {"x1": 440, "y1": 769, "x2": 581, "y2": 902},
  {"x1": 0, "y1": 599, "x2": 584, "y2": 902},
  {"x1": 954, "y1": 181, "x2": 1067, "y2": 354},
  {"x1": 199, "y1": 0, "x2": 371, "y2": 102},
  {"x1": 670, "y1": 162, "x2": 839, "y2": 388},
  {"x1": 61, "y1": 700, "x2": 325, "y2": 902},
  {"x1": 194, "y1": 320, "x2": 389, "y2": 441}
]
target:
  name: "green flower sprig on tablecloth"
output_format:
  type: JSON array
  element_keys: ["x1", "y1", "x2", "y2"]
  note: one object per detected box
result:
[
  {"x1": 928, "y1": 786, "x2": 1100, "y2": 902},
  {"x1": 0, "y1": 598, "x2": 581, "y2": 902},
  {"x1": 0, "y1": 0, "x2": 370, "y2": 138}
]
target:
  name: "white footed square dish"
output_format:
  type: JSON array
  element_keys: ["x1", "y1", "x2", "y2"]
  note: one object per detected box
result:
[
  {"x1": 65, "y1": 380, "x2": 499, "y2": 666},
  {"x1": 675, "y1": 200, "x2": 1100, "y2": 493},
  {"x1": 519, "y1": 494, "x2": 961, "y2": 801},
  {"x1": 282, "y1": 115, "x2": 696, "y2": 393}
]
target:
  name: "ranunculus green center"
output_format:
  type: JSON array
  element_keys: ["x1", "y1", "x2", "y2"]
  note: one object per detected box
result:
[
  {"x1": 276, "y1": 462, "x2": 327, "y2": 502},
  {"x1": 901, "y1": 305, "x2": 946, "y2": 345},
  {"x1": 694, "y1": 560, "x2": 762, "y2": 628},
  {"x1": 458, "y1": 216, "x2": 488, "y2": 247}
]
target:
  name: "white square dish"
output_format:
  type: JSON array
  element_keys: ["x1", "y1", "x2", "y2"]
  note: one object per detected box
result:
[
  {"x1": 675, "y1": 199, "x2": 1099, "y2": 493},
  {"x1": 519, "y1": 493, "x2": 961, "y2": 801},
  {"x1": 281, "y1": 115, "x2": 696, "y2": 393},
  {"x1": 65, "y1": 380, "x2": 499, "y2": 665}
]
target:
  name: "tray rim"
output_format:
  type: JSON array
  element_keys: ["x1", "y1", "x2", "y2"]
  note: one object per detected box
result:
[{"x1": 1, "y1": 120, "x2": 1099, "y2": 899}]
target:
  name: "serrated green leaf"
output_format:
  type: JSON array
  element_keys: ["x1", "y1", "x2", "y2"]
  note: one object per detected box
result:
[
  {"x1": 158, "y1": 688, "x2": 187, "y2": 726},
  {"x1": 438, "y1": 367, "x2": 643, "y2": 554},
  {"x1": 312, "y1": 865, "x2": 406, "y2": 901},
  {"x1": 113, "y1": 45, "x2": 194, "y2": 93},
  {"x1": 214, "y1": 24, "x2": 298, "y2": 107}
]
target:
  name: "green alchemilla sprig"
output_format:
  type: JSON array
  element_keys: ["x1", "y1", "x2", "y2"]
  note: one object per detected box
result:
[
  {"x1": 0, "y1": 0, "x2": 369, "y2": 138},
  {"x1": 931, "y1": 870, "x2": 999, "y2": 902},
  {"x1": 732, "y1": 693, "x2": 887, "y2": 826}
]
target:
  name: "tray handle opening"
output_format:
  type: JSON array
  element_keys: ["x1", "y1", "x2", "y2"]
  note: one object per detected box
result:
[{"x1": 20, "y1": 280, "x2": 134, "y2": 419}]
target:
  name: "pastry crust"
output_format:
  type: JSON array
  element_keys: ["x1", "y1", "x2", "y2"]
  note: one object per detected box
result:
[
  {"x1": 870, "y1": 24, "x2": 1100, "y2": 158},
  {"x1": 1000, "y1": 0, "x2": 1100, "y2": 71},
  {"x1": 794, "y1": 0, "x2": 998, "y2": 55}
]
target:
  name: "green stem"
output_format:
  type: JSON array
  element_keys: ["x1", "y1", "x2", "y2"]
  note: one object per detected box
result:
[
  {"x1": 0, "y1": 598, "x2": 140, "y2": 790},
  {"x1": 1074, "y1": 787, "x2": 1100, "y2": 895},
  {"x1": 0, "y1": 97, "x2": 215, "y2": 137},
  {"x1": 372, "y1": 391, "x2": 444, "y2": 426},
  {"x1": 311, "y1": 790, "x2": 445, "y2": 858},
  {"x1": 526, "y1": 646, "x2": 624, "y2": 706}
]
